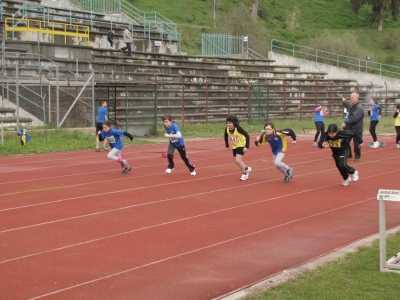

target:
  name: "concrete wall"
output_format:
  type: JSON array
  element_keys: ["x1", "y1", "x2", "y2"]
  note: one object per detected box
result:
[{"x1": 268, "y1": 51, "x2": 400, "y2": 90}]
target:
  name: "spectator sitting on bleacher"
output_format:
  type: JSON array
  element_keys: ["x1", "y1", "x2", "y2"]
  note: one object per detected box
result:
[
  {"x1": 108, "y1": 30, "x2": 114, "y2": 49},
  {"x1": 120, "y1": 26, "x2": 133, "y2": 57}
]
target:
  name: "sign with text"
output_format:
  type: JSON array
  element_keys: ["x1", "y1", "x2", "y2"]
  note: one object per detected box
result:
[{"x1": 377, "y1": 189, "x2": 400, "y2": 201}]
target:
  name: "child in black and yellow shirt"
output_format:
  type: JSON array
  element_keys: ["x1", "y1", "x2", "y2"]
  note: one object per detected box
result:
[
  {"x1": 224, "y1": 115, "x2": 251, "y2": 181},
  {"x1": 318, "y1": 124, "x2": 363, "y2": 186},
  {"x1": 255, "y1": 122, "x2": 296, "y2": 182}
]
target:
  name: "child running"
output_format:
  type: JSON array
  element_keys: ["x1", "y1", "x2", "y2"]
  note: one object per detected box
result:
[
  {"x1": 99, "y1": 120, "x2": 134, "y2": 174},
  {"x1": 163, "y1": 114, "x2": 196, "y2": 175},
  {"x1": 368, "y1": 98, "x2": 381, "y2": 148},
  {"x1": 394, "y1": 104, "x2": 400, "y2": 148},
  {"x1": 224, "y1": 115, "x2": 251, "y2": 181},
  {"x1": 255, "y1": 122, "x2": 296, "y2": 182},
  {"x1": 318, "y1": 124, "x2": 363, "y2": 186}
]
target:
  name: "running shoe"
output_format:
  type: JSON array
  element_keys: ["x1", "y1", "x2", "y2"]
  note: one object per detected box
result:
[
  {"x1": 342, "y1": 177, "x2": 352, "y2": 186},
  {"x1": 122, "y1": 166, "x2": 132, "y2": 174},
  {"x1": 352, "y1": 171, "x2": 359, "y2": 182},
  {"x1": 240, "y1": 173, "x2": 248, "y2": 181}
]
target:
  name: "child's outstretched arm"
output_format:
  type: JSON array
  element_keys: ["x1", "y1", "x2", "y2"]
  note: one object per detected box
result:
[
  {"x1": 254, "y1": 133, "x2": 266, "y2": 146},
  {"x1": 281, "y1": 128, "x2": 297, "y2": 143},
  {"x1": 123, "y1": 131, "x2": 134, "y2": 141},
  {"x1": 318, "y1": 131, "x2": 328, "y2": 148}
]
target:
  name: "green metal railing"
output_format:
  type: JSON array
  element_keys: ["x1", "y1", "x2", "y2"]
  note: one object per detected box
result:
[
  {"x1": 12, "y1": 3, "x2": 132, "y2": 30},
  {"x1": 250, "y1": 83, "x2": 268, "y2": 124},
  {"x1": 270, "y1": 39, "x2": 400, "y2": 78},
  {"x1": 121, "y1": 0, "x2": 179, "y2": 41},
  {"x1": 202, "y1": 33, "x2": 245, "y2": 58},
  {"x1": 10, "y1": 1, "x2": 180, "y2": 47},
  {"x1": 70, "y1": 0, "x2": 121, "y2": 14}
]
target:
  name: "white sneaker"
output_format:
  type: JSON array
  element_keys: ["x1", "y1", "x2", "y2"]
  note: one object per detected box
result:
[
  {"x1": 342, "y1": 177, "x2": 352, "y2": 186},
  {"x1": 396, "y1": 144, "x2": 400, "y2": 149},
  {"x1": 312, "y1": 142, "x2": 318, "y2": 146},
  {"x1": 371, "y1": 142, "x2": 379, "y2": 148},
  {"x1": 352, "y1": 171, "x2": 359, "y2": 182},
  {"x1": 287, "y1": 167, "x2": 294, "y2": 179},
  {"x1": 190, "y1": 170, "x2": 196, "y2": 176},
  {"x1": 245, "y1": 166, "x2": 251, "y2": 178},
  {"x1": 240, "y1": 173, "x2": 248, "y2": 181},
  {"x1": 166, "y1": 168, "x2": 173, "y2": 173}
]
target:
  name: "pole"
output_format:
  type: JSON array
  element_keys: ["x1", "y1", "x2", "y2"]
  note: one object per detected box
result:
[
  {"x1": 56, "y1": 66, "x2": 59, "y2": 127},
  {"x1": 1, "y1": 122, "x2": 3, "y2": 145},
  {"x1": 92, "y1": 69, "x2": 95, "y2": 126},
  {"x1": 379, "y1": 196, "x2": 386, "y2": 272},
  {"x1": 16, "y1": 63, "x2": 20, "y2": 131}
]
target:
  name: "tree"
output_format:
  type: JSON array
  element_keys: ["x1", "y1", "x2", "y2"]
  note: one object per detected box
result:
[
  {"x1": 350, "y1": 0, "x2": 400, "y2": 31},
  {"x1": 251, "y1": 0, "x2": 259, "y2": 20},
  {"x1": 210, "y1": 0, "x2": 225, "y2": 28}
]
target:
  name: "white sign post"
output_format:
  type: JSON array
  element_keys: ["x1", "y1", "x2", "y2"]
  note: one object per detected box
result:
[{"x1": 377, "y1": 189, "x2": 400, "y2": 274}]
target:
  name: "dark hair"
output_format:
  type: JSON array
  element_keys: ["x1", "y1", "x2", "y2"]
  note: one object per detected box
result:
[
  {"x1": 370, "y1": 98, "x2": 378, "y2": 104},
  {"x1": 162, "y1": 114, "x2": 172, "y2": 121},
  {"x1": 397, "y1": 104, "x2": 400, "y2": 109},
  {"x1": 99, "y1": 100, "x2": 106, "y2": 105},
  {"x1": 226, "y1": 115, "x2": 239, "y2": 127},
  {"x1": 327, "y1": 124, "x2": 339, "y2": 133},
  {"x1": 103, "y1": 120, "x2": 112, "y2": 127},
  {"x1": 264, "y1": 122, "x2": 275, "y2": 130}
]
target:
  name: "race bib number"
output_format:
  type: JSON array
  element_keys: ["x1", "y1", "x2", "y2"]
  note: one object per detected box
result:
[
  {"x1": 231, "y1": 136, "x2": 240, "y2": 143},
  {"x1": 170, "y1": 137, "x2": 178, "y2": 143},
  {"x1": 106, "y1": 136, "x2": 116, "y2": 143},
  {"x1": 329, "y1": 140, "x2": 341, "y2": 148}
]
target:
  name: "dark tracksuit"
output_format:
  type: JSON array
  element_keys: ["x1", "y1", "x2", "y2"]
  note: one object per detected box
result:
[
  {"x1": 343, "y1": 101, "x2": 364, "y2": 159},
  {"x1": 318, "y1": 130, "x2": 363, "y2": 180}
]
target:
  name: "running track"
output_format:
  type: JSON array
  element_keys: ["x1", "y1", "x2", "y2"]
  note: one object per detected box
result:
[{"x1": 1, "y1": 134, "x2": 399, "y2": 299}]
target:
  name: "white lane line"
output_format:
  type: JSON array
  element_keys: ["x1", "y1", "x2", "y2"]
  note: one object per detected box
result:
[
  {"x1": 1, "y1": 168, "x2": 398, "y2": 263},
  {"x1": 27, "y1": 196, "x2": 374, "y2": 300}
]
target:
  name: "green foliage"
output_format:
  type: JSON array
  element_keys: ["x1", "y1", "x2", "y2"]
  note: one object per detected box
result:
[
  {"x1": 307, "y1": 30, "x2": 371, "y2": 59},
  {"x1": 244, "y1": 232, "x2": 400, "y2": 300},
  {"x1": 0, "y1": 129, "x2": 157, "y2": 157},
  {"x1": 128, "y1": 0, "x2": 400, "y2": 66}
]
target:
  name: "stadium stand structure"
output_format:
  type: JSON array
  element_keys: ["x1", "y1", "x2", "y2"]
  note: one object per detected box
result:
[{"x1": 1, "y1": 0, "x2": 399, "y2": 132}]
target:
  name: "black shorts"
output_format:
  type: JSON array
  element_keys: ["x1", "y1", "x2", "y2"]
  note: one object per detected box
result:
[
  {"x1": 232, "y1": 147, "x2": 245, "y2": 156},
  {"x1": 96, "y1": 122, "x2": 103, "y2": 134}
]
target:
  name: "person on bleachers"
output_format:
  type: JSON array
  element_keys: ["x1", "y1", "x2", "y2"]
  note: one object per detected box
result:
[
  {"x1": 120, "y1": 26, "x2": 133, "y2": 57},
  {"x1": 108, "y1": 30, "x2": 115, "y2": 49}
]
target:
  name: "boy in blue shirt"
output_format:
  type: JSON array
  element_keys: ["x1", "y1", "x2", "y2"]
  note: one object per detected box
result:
[
  {"x1": 162, "y1": 114, "x2": 196, "y2": 175},
  {"x1": 96, "y1": 100, "x2": 109, "y2": 152}
]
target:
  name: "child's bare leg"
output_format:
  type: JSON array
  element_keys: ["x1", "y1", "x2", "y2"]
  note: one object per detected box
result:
[{"x1": 235, "y1": 154, "x2": 246, "y2": 173}]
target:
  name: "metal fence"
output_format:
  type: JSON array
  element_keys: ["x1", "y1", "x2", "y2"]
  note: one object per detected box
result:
[
  {"x1": 250, "y1": 83, "x2": 268, "y2": 124},
  {"x1": 1, "y1": 52, "x2": 96, "y2": 129},
  {"x1": 95, "y1": 83, "x2": 158, "y2": 137},
  {"x1": 70, "y1": 0, "x2": 121, "y2": 14},
  {"x1": 202, "y1": 33, "x2": 246, "y2": 58},
  {"x1": 270, "y1": 39, "x2": 400, "y2": 78}
]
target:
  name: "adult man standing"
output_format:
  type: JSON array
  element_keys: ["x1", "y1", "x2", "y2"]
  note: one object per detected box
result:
[
  {"x1": 120, "y1": 26, "x2": 132, "y2": 57},
  {"x1": 342, "y1": 92, "x2": 364, "y2": 161}
]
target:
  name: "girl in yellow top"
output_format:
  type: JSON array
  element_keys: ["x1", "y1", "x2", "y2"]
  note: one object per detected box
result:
[
  {"x1": 224, "y1": 115, "x2": 251, "y2": 181},
  {"x1": 394, "y1": 104, "x2": 400, "y2": 148}
]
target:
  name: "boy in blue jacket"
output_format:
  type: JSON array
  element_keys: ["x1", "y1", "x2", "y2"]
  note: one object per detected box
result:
[{"x1": 163, "y1": 114, "x2": 196, "y2": 176}]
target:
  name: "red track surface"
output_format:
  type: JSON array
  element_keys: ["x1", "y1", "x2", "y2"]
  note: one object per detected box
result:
[{"x1": 1, "y1": 134, "x2": 400, "y2": 299}]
